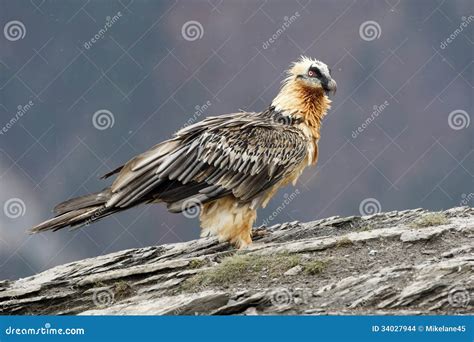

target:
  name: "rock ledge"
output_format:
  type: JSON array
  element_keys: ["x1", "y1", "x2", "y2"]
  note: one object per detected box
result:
[{"x1": 0, "y1": 207, "x2": 472, "y2": 315}]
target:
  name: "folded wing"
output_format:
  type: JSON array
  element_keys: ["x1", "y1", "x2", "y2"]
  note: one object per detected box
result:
[{"x1": 106, "y1": 112, "x2": 309, "y2": 212}]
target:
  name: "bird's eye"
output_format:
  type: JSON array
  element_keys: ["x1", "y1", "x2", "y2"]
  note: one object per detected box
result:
[{"x1": 308, "y1": 66, "x2": 321, "y2": 78}]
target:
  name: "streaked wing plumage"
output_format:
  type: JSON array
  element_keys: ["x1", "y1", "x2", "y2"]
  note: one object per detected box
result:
[{"x1": 106, "y1": 111, "x2": 309, "y2": 211}]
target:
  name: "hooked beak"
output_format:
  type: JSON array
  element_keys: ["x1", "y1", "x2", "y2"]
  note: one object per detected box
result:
[
  {"x1": 323, "y1": 79, "x2": 337, "y2": 96},
  {"x1": 296, "y1": 74, "x2": 337, "y2": 96}
]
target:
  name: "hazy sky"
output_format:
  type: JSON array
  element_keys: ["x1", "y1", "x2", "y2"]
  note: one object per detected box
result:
[{"x1": 0, "y1": 0, "x2": 472, "y2": 280}]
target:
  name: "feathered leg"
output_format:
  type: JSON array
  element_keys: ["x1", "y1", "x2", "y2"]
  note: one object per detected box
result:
[{"x1": 199, "y1": 196, "x2": 256, "y2": 249}]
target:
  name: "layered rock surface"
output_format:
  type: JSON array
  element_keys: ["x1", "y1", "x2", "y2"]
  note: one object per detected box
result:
[{"x1": 0, "y1": 207, "x2": 472, "y2": 315}]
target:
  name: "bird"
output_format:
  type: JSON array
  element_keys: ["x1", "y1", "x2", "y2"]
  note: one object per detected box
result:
[{"x1": 31, "y1": 56, "x2": 336, "y2": 249}]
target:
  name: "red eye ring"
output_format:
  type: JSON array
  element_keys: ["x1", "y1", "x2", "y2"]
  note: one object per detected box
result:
[{"x1": 308, "y1": 70, "x2": 315, "y2": 77}]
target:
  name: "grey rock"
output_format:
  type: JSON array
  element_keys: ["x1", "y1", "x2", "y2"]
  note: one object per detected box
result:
[
  {"x1": 0, "y1": 206, "x2": 472, "y2": 315},
  {"x1": 284, "y1": 265, "x2": 303, "y2": 276}
]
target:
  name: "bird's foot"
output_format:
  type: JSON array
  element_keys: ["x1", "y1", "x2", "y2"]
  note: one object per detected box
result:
[{"x1": 252, "y1": 226, "x2": 270, "y2": 240}]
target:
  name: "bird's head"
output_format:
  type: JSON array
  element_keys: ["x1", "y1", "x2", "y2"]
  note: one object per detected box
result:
[
  {"x1": 287, "y1": 56, "x2": 337, "y2": 96},
  {"x1": 271, "y1": 57, "x2": 336, "y2": 120}
]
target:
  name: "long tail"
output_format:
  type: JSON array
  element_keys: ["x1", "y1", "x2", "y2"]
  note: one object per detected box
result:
[{"x1": 30, "y1": 188, "x2": 117, "y2": 233}]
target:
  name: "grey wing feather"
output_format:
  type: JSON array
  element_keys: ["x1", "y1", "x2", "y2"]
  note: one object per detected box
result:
[{"x1": 106, "y1": 112, "x2": 309, "y2": 211}]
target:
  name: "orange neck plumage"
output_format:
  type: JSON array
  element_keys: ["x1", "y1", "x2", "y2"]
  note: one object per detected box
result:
[{"x1": 271, "y1": 81, "x2": 331, "y2": 140}]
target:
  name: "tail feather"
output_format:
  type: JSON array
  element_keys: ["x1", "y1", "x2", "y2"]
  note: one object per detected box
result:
[
  {"x1": 100, "y1": 165, "x2": 124, "y2": 180},
  {"x1": 30, "y1": 188, "x2": 113, "y2": 234},
  {"x1": 54, "y1": 188, "x2": 112, "y2": 215},
  {"x1": 30, "y1": 207, "x2": 102, "y2": 233}
]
